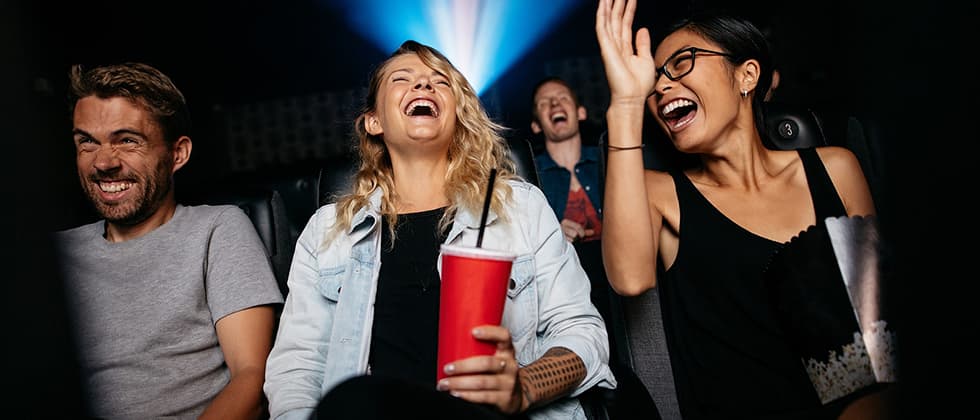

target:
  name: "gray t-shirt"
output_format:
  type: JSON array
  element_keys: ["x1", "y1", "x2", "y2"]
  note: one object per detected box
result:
[{"x1": 54, "y1": 204, "x2": 284, "y2": 419}]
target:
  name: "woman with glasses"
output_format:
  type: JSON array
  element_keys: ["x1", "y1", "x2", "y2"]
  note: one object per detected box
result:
[{"x1": 595, "y1": 0, "x2": 886, "y2": 419}]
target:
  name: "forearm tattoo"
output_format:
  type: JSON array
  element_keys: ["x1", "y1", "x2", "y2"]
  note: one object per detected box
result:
[{"x1": 518, "y1": 347, "x2": 586, "y2": 409}]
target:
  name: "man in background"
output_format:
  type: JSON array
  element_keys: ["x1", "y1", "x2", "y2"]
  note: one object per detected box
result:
[{"x1": 530, "y1": 76, "x2": 613, "y2": 328}]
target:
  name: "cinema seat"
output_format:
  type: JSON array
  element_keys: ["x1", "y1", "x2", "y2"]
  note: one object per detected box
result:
[{"x1": 204, "y1": 187, "x2": 294, "y2": 299}]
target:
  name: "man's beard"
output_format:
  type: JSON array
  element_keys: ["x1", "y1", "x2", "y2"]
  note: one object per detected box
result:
[{"x1": 83, "y1": 161, "x2": 173, "y2": 226}]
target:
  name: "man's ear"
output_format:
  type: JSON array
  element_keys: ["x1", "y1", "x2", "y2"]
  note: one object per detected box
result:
[
  {"x1": 172, "y1": 136, "x2": 192, "y2": 173},
  {"x1": 530, "y1": 120, "x2": 542, "y2": 134},
  {"x1": 577, "y1": 105, "x2": 587, "y2": 121},
  {"x1": 364, "y1": 113, "x2": 384, "y2": 136}
]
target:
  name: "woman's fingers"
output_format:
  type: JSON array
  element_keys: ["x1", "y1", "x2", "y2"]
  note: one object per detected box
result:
[
  {"x1": 636, "y1": 26, "x2": 652, "y2": 63},
  {"x1": 616, "y1": 0, "x2": 634, "y2": 53},
  {"x1": 595, "y1": 0, "x2": 617, "y2": 54},
  {"x1": 443, "y1": 354, "x2": 517, "y2": 377},
  {"x1": 441, "y1": 326, "x2": 515, "y2": 376},
  {"x1": 595, "y1": 0, "x2": 656, "y2": 101},
  {"x1": 437, "y1": 326, "x2": 523, "y2": 412},
  {"x1": 439, "y1": 353, "x2": 521, "y2": 412}
]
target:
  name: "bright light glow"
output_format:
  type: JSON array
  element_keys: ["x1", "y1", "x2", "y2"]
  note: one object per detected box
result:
[{"x1": 320, "y1": 0, "x2": 583, "y2": 95}]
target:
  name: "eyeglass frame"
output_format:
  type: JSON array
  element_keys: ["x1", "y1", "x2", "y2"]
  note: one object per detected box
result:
[{"x1": 655, "y1": 46, "x2": 735, "y2": 82}]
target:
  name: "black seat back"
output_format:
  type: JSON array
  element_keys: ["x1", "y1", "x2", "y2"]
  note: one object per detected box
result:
[
  {"x1": 204, "y1": 188, "x2": 293, "y2": 298},
  {"x1": 618, "y1": 288, "x2": 681, "y2": 419},
  {"x1": 842, "y1": 113, "x2": 887, "y2": 211},
  {"x1": 507, "y1": 138, "x2": 540, "y2": 188},
  {"x1": 317, "y1": 154, "x2": 359, "y2": 206},
  {"x1": 221, "y1": 165, "x2": 322, "y2": 248}
]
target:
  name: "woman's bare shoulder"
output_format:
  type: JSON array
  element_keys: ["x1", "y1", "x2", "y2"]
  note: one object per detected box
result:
[
  {"x1": 814, "y1": 145, "x2": 862, "y2": 172},
  {"x1": 814, "y1": 146, "x2": 876, "y2": 215}
]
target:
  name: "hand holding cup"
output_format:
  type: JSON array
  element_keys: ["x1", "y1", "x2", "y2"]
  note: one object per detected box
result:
[{"x1": 436, "y1": 325, "x2": 527, "y2": 414}]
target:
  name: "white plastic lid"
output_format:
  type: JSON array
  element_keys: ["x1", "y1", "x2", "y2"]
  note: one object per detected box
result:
[{"x1": 440, "y1": 243, "x2": 517, "y2": 261}]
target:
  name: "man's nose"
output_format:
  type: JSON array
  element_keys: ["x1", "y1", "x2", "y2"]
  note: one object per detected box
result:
[{"x1": 93, "y1": 145, "x2": 121, "y2": 171}]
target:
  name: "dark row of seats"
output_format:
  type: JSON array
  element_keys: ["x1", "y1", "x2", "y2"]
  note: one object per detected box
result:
[{"x1": 199, "y1": 102, "x2": 886, "y2": 420}]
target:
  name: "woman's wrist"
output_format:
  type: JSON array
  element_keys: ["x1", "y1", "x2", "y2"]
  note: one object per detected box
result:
[
  {"x1": 607, "y1": 143, "x2": 645, "y2": 151},
  {"x1": 606, "y1": 95, "x2": 648, "y2": 110}
]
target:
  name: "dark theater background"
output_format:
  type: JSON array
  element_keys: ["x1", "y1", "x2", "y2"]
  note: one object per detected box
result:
[{"x1": 6, "y1": 0, "x2": 975, "y2": 417}]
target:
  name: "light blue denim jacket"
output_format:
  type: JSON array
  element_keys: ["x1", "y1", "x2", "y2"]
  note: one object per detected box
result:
[{"x1": 264, "y1": 180, "x2": 616, "y2": 420}]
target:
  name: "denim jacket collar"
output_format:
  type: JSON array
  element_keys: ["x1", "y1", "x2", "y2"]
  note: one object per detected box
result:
[{"x1": 347, "y1": 189, "x2": 382, "y2": 243}]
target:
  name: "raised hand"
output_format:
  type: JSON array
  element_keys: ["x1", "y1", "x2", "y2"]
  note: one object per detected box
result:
[{"x1": 595, "y1": 0, "x2": 657, "y2": 104}]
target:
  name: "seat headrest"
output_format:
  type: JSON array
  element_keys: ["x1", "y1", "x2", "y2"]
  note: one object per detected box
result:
[
  {"x1": 317, "y1": 155, "x2": 359, "y2": 205},
  {"x1": 508, "y1": 138, "x2": 540, "y2": 188},
  {"x1": 762, "y1": 102, "x2": 830, "y2": 150}
]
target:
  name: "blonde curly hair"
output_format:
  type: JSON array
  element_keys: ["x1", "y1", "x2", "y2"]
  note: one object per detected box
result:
[{"x1": 331, "y1": 40, "x2": 516, "y2": 242}]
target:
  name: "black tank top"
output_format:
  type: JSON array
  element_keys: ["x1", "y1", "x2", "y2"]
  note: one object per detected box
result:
[{"x1": 662, "y1": 148, "x2": 846, "y2": 419}]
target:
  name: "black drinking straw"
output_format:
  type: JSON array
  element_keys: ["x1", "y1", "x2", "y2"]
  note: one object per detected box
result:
[{"x1": 475, "y1": 168, "x2": 497, "y2": 248}]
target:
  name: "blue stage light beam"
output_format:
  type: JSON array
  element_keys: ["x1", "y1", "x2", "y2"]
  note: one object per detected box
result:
[{"x1": 320, "y1": 0, "x2": 584, "y2": 95}]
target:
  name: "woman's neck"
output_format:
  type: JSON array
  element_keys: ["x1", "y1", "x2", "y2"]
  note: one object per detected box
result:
[{"x1": 390, "y1": 155, "x2": 451, "y2": 213}]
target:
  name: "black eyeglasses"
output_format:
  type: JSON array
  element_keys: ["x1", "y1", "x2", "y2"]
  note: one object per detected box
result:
[{"x1": 655, "y1": 47, "x2": 734, "y2": 82}]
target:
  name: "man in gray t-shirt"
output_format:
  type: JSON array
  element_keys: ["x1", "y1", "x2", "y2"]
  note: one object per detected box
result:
[{"x1": 54, "y1": 62, "x2": 283, "y2": 418}]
